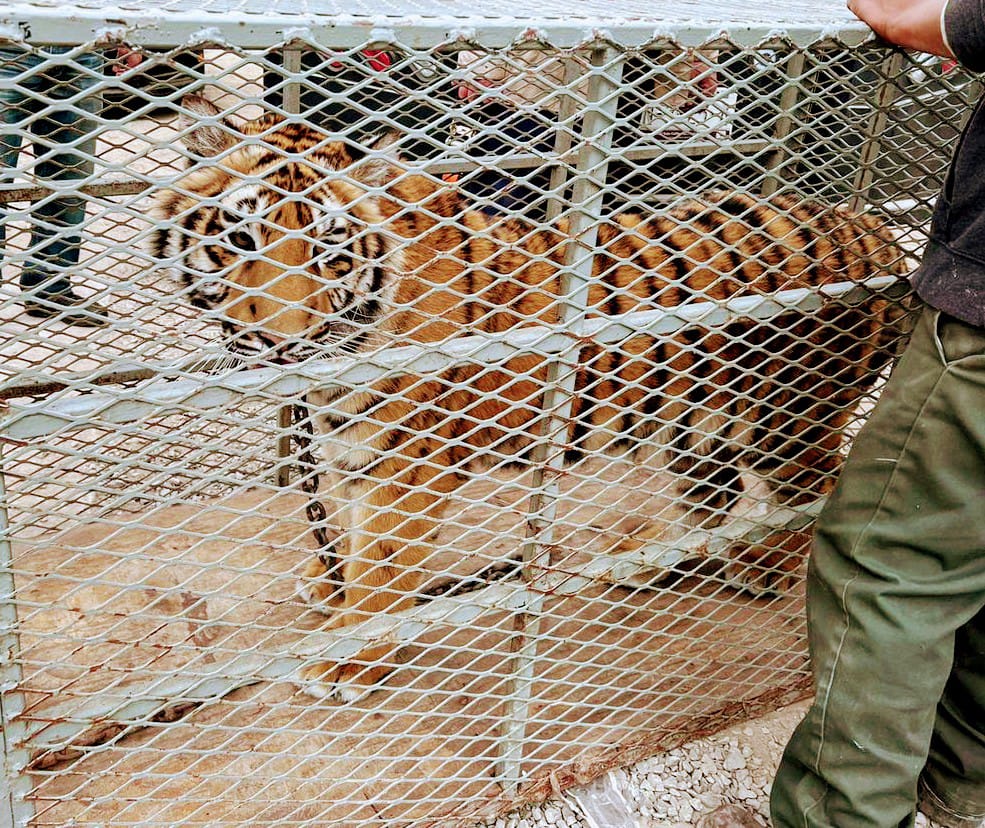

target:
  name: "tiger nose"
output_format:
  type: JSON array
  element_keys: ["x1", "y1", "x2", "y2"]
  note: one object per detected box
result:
[
  {"x1": 267, "y1": 305, "x2": 319, "y2": 336},
  {"x1": 226, "y1": 294, "x2": 321, "y2": 338},
  {"x1": 255, "y1": 333, "x2": 298, "y2": 363},
  {"x1": 260, "y1": 331, "x2": 286, "y2": 346},
  {"x1": 263, "y1": 270, "x2": 327, "y2": 335}
]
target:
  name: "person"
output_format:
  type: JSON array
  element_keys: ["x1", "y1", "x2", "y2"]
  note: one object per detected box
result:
[
  {"x1": 261, "y1": 46, "x2": 451, "y2": 160},
  {"x1": 696, "y1": 1, "x2": 985, "y2": 826},
  {"x1": 0, "y1": 45, "x2": 111, "y2": 326}
]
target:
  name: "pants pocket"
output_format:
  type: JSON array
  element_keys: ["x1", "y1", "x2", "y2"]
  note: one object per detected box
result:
[{"x1": 932, "y1": 309, "x2": 985, "y2": 366}]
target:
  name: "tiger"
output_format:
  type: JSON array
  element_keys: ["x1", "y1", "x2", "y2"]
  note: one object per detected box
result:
[{"x1": 149, "y1": 94, "x2": 911, "y2": 702}]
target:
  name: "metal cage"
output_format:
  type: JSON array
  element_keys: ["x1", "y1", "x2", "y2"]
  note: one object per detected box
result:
[{"x1": 0, "y1": 2, "x2": 975, "y2": 825}]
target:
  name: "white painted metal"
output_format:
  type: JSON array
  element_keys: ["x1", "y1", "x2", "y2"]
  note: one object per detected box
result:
[{"x1": 0, "y1": 9, "x2": 967, "y2": 825}]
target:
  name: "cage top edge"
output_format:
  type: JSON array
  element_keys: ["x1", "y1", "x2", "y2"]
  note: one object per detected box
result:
[{"x1": 0, "y1": 2, "x2": 872, "y2": 49}]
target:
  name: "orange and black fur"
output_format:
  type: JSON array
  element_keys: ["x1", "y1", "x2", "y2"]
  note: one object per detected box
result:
[{"x1": 150, "y1": 95, "x2": 910, "y2": 701}]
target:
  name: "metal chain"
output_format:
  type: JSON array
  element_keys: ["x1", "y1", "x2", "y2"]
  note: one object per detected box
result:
[
  {"x1": 290, "y1": 397, "x2": 524, "y2": 601},
  {"x1": 290, "y1": 398, "x2": 344, "y2": 588}
]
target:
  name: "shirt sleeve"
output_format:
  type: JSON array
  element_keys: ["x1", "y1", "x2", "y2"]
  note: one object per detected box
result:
[{"x1": 944, "y1": 0, "x2": 985, "y2": 72}]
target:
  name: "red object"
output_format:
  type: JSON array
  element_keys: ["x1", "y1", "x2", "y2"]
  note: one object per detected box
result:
[
  {"x1": 363, "y1": 50, "x2": 392, "y2": 72},
  {"x1": 327, "y1": 49, "x2": 393, "y2": 71},
  {"x1": 689, "y1": 56, "x2": 719, "y2": 97}
]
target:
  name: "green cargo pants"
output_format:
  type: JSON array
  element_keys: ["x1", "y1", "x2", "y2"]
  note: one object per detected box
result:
[{"x1": 770, "y1": 307, "x2": 985, "y2": 828}]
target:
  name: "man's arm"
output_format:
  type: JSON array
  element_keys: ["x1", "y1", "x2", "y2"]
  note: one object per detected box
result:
[{"x1": 848, "y1": 0, "x2": 985, "y2": 71}]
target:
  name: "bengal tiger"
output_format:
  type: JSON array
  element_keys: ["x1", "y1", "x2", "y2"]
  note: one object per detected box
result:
[{"x1": 150, "y1": 94, "x2": 911, "y2": 701}]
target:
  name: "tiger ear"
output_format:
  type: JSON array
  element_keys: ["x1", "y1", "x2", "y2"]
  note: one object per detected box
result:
[
  {"x1": 350, "y1": 130, "x2": 402, "y2": 186},
  {"x1": 365, "y1": 130, "x2": 401, "y2": 154},
  {"x1": 178, "y1": 94, "x2": 239, "y2": 158}
]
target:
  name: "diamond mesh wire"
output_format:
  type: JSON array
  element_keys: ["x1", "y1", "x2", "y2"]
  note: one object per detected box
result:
[{"x1": 0, "y1": 15, "x2": 975, "y2": 828}]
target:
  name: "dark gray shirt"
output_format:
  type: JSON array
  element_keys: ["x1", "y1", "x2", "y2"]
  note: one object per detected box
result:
[{"x1": 909, "y1": 0, "x2": 985, "y2": 327}]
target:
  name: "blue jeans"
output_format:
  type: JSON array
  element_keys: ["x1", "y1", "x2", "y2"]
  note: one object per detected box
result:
[{"x1": 0, "y1": 47, "x2": 101, "y2": 295}]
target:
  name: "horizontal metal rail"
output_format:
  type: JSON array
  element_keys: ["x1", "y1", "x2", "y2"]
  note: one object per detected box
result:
[
  {"x1": 21, "y1": 491, "x2": 819, "y2": 761},
  {"x1": 0, "y1": 5, "x2": 872, "y2": 50},
  {"x1": 3, "y1": 275, "x2": 910, "y2": 441},
  {"x1": 0, "y1": 357, "x2": 234, "y2": 402},
  {"x1": 0, "y1": 140, "x2": 771, "y2": 208}
]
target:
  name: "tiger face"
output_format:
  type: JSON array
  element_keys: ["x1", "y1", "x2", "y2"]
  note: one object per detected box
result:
[{"x1": 149, "y1": 95, "x2": 405, "y2": 362}]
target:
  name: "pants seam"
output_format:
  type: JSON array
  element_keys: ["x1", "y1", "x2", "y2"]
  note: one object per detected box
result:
[{"x1": 811, "y1": 361, "x2": 950, "y2": 796}]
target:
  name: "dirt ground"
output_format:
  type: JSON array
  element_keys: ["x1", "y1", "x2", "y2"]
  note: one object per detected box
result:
[{"x1": 10, "y1": 458, "x2": 810, "y2": 827}]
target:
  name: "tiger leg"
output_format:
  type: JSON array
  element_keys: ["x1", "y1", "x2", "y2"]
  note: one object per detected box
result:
[
  {"x1": 298, "y1": 386, "x2": 428, "y2": 612},
  {"x1": 723, "y1": 435, "x2": 844, "y2": 596},
  {"x1": 615, "y1": 444, "x2": 746, "y2": 585},
  {"x1": 723, "y1": 526, "x2": 813, "y2": 596},
  {"x1": 297, "y1": 455, "x2": 466, "y2": 702},
  {"x1": 636, "y1": 451, "x2": 813, "y2": 597},
  {"x1": 299, "y1": 554, "x2": 344, "y2": 613}
]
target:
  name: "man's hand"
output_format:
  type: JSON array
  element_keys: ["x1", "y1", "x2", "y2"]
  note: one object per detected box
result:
[{"x1": 847, "y1": 0, "x2": 954, "y2": 56}]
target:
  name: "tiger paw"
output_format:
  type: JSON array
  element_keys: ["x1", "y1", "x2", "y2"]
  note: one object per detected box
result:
[
  {"x1": 606, "y1": 518, "x2": 696, "y2": 588},
  {"x1": 296, "y1": 649, "x2": 397, "y2": 703},
  {"x1": 298, "y1": 553, "x2": 344, "y2": 615},
  {"x1": 723, "y1": 530, "x2": 810, "y2": 596}
]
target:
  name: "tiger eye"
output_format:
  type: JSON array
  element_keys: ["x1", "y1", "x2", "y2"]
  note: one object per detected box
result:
[
  {"x1": 228, "y1": 230, "x2": 256, "y2": 252},
  {"x1": 324, "y1": 256, "x2": 352, "y2": 274}
]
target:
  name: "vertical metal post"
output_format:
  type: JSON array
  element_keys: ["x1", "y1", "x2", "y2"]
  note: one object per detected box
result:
[
  {"x1": 281, "y1": 44, "x2": 303, "y2": 118},
  {"x1": 496, "y1": 45, "x2": 624, "y2": 792},
  {"x1": 274, "y1": 44, "x2": 305, "y2": 486},
  {"x1": 848, "y1": 50, "x2": 905, "y2": 213},
  {"x1": 545, "y1": 56, "x2": 587, "y2": 222},
  {"x1": 760, "y1": 51, "x2": 807, "y2": 197},
  {"x1": 0, "y1": 438, "x2": 35, "y2": 828}
]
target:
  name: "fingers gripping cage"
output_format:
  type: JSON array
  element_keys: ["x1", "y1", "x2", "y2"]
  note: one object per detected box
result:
[{"x1": 0, "y1": 8, "x2": 970, "y2": 827}]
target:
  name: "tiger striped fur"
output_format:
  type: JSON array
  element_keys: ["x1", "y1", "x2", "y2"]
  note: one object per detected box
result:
[{"x1": 150, "y1": 95, "x2": 911, "y2": 701}]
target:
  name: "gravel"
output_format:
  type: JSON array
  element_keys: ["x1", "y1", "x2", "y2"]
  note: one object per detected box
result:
[{"x1": 472, "y1": 700, "x2": 951, "y2": 828}]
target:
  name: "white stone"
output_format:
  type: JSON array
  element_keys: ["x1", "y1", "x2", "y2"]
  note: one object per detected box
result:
[{"x1": 723, "y1": 748, "x2": 747, "y2": 771}]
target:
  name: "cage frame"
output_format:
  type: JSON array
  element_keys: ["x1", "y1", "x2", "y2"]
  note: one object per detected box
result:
[{"x1": 0, "y1": 5, "x2": 934, "y2": 824}]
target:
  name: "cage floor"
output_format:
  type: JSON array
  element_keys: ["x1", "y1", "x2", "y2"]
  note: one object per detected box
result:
[{"x1": 12, "y1": 460, "x2": 809, "y2": 827}]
